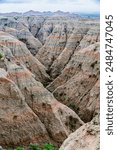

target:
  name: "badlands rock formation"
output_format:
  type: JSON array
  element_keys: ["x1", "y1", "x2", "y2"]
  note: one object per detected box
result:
[
  {"x1": 0, "y1": 68, "x2": 50, "y2": 147},
  {"x1": 59, "y1": 114, "x2": 100, "y2": 150},
  {"x1": 0, "y1": 15, "x2": 100, "y2": 149}
]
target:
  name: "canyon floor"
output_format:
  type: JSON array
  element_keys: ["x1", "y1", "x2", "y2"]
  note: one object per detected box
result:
[{"x1": 0, "y1": 14, "x2": 100, "y2": 150}]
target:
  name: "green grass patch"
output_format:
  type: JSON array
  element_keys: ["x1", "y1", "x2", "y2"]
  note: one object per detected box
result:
[{"x1": 6, "y1": 143, "x2": 58, "y2": 150}]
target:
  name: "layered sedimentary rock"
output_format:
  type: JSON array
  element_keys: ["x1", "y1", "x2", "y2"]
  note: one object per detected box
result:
[
  {"x1": 49, "y1": 42, "x2": 100, "y2": 122},
  {"x1": 59, "y1": 114, "x2": 100, "y2": 150},
  {"x1": 0, "y1": 15, "x2": 100, "y2": 149},
  {"x1": 0, "y1": 31, "x2": 50, "y2": 84},
  {"x1": 1, "y1": 27, "x2": 42, "y2": 55},
  {"x1": 0, "y1": 31, "x2": 83, "y2": 147},
  {"x1": 0, "y1": 68, "x2": 50, "y2": 147},
  {"x1": 36, "y1": 25, "x2": 67, "y2": 69},
  {"x1": 7, "y1": 63, "x2": 83, "y2": 144}
]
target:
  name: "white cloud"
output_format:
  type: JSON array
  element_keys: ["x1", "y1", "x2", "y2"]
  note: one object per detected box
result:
[{"x1": 0, "y1": 0, "x2": 99, "y2": 13}]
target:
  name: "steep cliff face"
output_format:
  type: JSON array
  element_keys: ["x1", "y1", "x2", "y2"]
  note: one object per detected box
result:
[{"x1": 0, "y1": 16, "x2": 100, "y2": 149}]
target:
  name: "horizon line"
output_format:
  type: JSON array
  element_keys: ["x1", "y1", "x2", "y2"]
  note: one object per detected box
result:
[{"x1": 0, "y1": 10, "x2": 100, "y2": 14}]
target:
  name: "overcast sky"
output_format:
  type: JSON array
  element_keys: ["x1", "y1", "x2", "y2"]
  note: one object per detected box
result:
[{"x1": 0, "y1": 0, "x2": 100, "y2": 13}]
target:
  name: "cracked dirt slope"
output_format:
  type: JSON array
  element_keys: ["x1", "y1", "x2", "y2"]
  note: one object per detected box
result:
[{"x1": 0, "y1": 16, "x2": 99, "y2": 149}]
